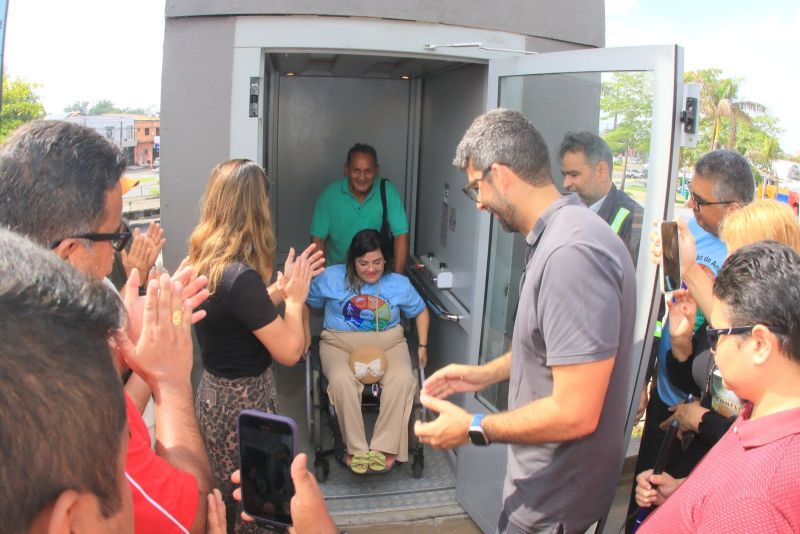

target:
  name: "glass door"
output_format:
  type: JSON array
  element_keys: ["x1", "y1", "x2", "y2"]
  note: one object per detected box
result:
[{"x1": 456, "y1": 45, "x2": 685, "y2": 533}]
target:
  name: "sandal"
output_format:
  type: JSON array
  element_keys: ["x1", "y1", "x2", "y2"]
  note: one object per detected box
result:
[
  {"x1": 367, "y1": 450, "x2": 389, "y2": 473},
  {"x1": 349, "y1": 453, "x2": 370, "y2": 475}
]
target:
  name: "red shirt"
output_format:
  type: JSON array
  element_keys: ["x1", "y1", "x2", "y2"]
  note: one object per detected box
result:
[
  {"x1": 640, "y1": 404, "x2": 800, "y2": 533},
  {"x1": 125, "y1": 393, "x2": 199, "y2": 533}
]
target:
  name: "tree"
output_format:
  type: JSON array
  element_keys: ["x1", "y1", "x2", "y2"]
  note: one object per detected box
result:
[
  {"x1": 600, "y1": 72, "x2": 653, "y2": 191},
  {"x1": 685, "y1": 69, "x2": 766, "y2": 150},
  {"x1": 64, "y1": 100, "x2": 90, "y2": 114},
  {"x1": 0, "y1": 77, "x2": 46, "y2": 142},
  {"x1": 88, "y1": 99, "x2": 119, "y2": 115}
]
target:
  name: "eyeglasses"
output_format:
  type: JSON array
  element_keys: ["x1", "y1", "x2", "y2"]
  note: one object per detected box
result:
[
  {"x1": 706, "y1": 324, "x2": 783, "y2": 352},
  {"x1": 49, "y1": 228, "x2": 132, "y2": 252},
  {"x1": 689, "y1": 191, "x2": 735, "y2": 211},
  {"x1": 462, "y1": 168, "x2": 491, "y2": 202}
]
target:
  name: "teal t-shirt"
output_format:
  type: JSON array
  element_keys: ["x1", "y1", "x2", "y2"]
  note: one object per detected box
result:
[
  {"x1": 306, "y1": 265, "x2": 425, "y2": 332},
  {"x1": 310, "y1": 178, "x2": 409, "y2": 265}
]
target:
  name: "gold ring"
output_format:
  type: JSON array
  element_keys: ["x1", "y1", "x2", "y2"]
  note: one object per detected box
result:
[{"x1": 172, "y1": 310, "x2": 183, "y2": 326}]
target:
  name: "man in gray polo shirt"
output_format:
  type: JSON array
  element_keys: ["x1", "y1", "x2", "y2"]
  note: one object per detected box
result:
[{"x1": 415, "y1": 109, "x2": 637, "y2": 533}]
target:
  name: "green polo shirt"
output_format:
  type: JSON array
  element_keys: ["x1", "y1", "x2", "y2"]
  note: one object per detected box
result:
[{"x1": 310, "y1": 178, "x2": 409, "y2": 265}]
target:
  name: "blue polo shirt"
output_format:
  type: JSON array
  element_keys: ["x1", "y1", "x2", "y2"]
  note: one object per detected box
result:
[{"x1": 310, "y1": 178, "x2": 409, "y2": 265}]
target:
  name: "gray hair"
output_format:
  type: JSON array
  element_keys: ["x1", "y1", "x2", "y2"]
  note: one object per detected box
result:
[
  {"x1": 453, "y1": 109, "x2": 552, "y2": 186},
  {"x1": 0, "y1": 120, "x2": 126, "y2": 246},
  {"x1": 558, "y1": 131, "x2": 613, "y2": 170},
  {"x1": 695, "y1": 150, "x2": 755, "y2": 204},
  {"x1": 0, "y1": 227, "x2": 126, "y2": 528}
]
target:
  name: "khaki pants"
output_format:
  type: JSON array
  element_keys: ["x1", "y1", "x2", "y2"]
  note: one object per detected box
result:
[{"x1": 319, "y1": 324, "x2": 418, "y2": 462}]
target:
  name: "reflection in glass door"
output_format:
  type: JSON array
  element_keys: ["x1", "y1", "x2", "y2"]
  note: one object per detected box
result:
[{"x1": 476, "y1": 70, "x2": 657, "y2": 413}]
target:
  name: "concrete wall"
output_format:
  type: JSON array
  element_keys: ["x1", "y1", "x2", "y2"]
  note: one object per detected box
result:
[
  {"x1": 165, "y1": 0, "x2": 605, "y2": 47},
  {"x1": 160, "y1": 16, "x2": 235, "y2": 269}
]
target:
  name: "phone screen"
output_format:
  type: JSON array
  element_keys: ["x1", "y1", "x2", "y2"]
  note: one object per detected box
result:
[
  {"x1": 661, "y1": 221, "x2": 682, "y2": 293},
  {"x1": 238, "y1": 411, "x2": 297, "y2": 527}
]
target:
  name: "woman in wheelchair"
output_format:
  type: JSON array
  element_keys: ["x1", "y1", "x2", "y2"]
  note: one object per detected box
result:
[{"x1": 306, "y1": 229, "x2": 430, "y2": 474}]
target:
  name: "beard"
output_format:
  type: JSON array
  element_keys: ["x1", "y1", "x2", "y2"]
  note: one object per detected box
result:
[{"x1": 486, "y1": 197, "x2": 518, "y2": 233}]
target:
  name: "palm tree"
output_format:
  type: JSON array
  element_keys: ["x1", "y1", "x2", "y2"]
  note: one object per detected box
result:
[
  {"x1": 746, "y1": 136, "x2": 781, "y2": 197},
  {"x1": 685, "y1": 70, "x2": 766, "y2": 150}
]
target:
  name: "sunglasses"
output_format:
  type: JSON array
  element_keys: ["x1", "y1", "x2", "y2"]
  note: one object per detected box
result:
[
  {"x1": 49, "y1": 227, "x2": 132, "y2": 252},
  {"x1": 689, "y1": 191, "x2": 735, "y2": 211},
  {"x1": 706, "y1": 324, "x2": 783, "y2": 352}
]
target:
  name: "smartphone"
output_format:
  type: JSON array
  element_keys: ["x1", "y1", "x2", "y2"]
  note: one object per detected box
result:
[
  {"x1": 238, "y1": 410, "x2": 299, "y2": 529},
  {"x1": 660, "y1": 221, "x2": 682, "y2": 293}
]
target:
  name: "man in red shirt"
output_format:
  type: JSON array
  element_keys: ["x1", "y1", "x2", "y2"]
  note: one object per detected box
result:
[
  {"x1": 0, "y1": 121, "x2": 213, "y2": 533},
  {"x1": 636, "y1": 241, "x2": 800, "y2": 532}
]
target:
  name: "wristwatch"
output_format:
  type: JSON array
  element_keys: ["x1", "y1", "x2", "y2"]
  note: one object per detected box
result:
[{"x1": 468, "y1": 413, "x2": 490, "y2": 446}]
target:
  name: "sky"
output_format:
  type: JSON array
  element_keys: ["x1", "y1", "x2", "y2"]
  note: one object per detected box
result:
[
  {"x1": 5, "y1": 0, "x2": 799, "y2": 153},
  {"x1": 606, "y1": 0, "x2": 800, "y2": 155}
]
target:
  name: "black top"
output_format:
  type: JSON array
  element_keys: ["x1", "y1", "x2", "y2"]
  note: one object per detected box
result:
[{"x1": 195, "y1": 262, "x2": 278, "y2": 379}]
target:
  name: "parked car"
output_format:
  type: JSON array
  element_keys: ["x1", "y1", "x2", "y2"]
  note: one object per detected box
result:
[{"x1": 625, "y1": 168, "x2": 644, "y2": 179}]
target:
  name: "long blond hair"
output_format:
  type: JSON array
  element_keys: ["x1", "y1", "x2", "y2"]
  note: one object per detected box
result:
[
  {"x1": 188, "y1": 159, "x2": 275, "y2": 293},
  {"x1": 720, "y1": 199, "x2": 800, "y2": 254}
]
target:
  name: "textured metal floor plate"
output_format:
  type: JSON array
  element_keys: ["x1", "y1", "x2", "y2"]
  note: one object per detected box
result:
[{"x1": 275, "y1": 363, "x2": 459, "y2": 517}]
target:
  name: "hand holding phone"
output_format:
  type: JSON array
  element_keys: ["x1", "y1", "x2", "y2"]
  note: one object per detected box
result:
[
  {"x1": 660, "y1": 221, "x2": 682, "y2": 293},
  {"x1": 238, "y1": 410, "x2": 299, "y2": 529}
]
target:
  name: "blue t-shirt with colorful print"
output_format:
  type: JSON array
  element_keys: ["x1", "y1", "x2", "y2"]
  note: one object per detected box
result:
[{"x1": 307, "y1": 264, "x2": 425, "y2": 332}]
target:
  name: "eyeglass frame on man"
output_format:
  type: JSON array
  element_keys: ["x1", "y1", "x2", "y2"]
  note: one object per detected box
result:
[
  {"x1": 49, "y1": 228, "x2": 132, "y2": 252},
  {"x1": 462, "y1": 167, "x2": 492, "y2": 203},
  {"x1": 706, "y1": 324, "x2": 784, "y2": 352},
  {"x1": 688, "y1": 190, "x2": 735, "y2": 211}
]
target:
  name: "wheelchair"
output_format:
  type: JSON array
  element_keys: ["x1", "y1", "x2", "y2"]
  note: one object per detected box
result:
[{"x1": 305, "y1": 332, "x2": 426, "y2": 482}]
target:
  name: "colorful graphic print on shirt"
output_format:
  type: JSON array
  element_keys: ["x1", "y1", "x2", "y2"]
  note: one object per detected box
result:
[{"x1": 342, "y1": 294, "x2": 392, "y2": 331}]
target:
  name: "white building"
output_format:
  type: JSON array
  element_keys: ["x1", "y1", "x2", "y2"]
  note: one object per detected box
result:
[{"x1": 47, "y1": 113, "x2": 136, "y2": 163}]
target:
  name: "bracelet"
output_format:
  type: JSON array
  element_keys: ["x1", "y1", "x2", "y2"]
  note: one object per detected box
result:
[{"x1": 418, "y1": 344, "x2": 427, "y2": 348}]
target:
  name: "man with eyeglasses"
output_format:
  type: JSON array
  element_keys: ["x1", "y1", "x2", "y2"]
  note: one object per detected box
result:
[
  {"x1": 558, "y1": 131, "x2": 644, "y2": 264},
  {"x1": 416, "y1": 109, "x2": 637, "y2": 533},
  {"x1": 635, "y1": 241, "x2": 800, "y2": 532},
  {"x1": 626, "y1": 149, "x2": 755, "y2": 531},
  {"x1": 0, "y1": 120, "x2": 213, "y2": 534}
]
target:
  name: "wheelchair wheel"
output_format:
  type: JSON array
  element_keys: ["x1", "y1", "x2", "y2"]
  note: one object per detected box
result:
[
  {"x1": 314, "y1": 456, "x2": 330, "y2": 483},
  {"x1": 412, "y1": 451, "x2": 424, "y2": 479}
]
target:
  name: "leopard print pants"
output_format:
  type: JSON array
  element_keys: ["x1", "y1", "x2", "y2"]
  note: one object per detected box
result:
[{"x1": 196, "y1": 366, "x2": 279, "y2": 533}]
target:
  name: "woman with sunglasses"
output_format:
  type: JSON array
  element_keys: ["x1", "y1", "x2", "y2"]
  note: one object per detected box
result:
[{"x1": 187, "y1": 159, "x2": 320, "y2": 532}]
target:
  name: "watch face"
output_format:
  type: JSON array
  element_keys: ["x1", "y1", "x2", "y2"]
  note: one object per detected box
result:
[{"x1": 469, "y1": 429, "x2": 488, "y2": 446}]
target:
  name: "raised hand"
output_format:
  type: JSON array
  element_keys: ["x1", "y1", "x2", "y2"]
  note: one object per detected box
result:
[
  {"x1": 121, "y1": 227, "x2": 157, "y2": 280},
  {"x1": 145, "y1": 221, "x2": 166, "y2": 259},
  {"x1": 421, "y1": 363, "x2": 488, "y2": 399},
  {"x1": 279, "y1": 254, "x2": 312, "y2": 305},
  {"x1": 121, "y1": 273, "x2": 194, "y2": 394},
  {"x1": 667, "y1": 290, "x2": 697, "y2": 339},
  {"x1": 414, "y1": 394, "x2": 472, "y2": 449}
]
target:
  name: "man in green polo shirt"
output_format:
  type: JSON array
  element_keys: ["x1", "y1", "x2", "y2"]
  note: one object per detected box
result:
[{"x1": 310, "y1": 143, "x2": 409, "y2": 273}]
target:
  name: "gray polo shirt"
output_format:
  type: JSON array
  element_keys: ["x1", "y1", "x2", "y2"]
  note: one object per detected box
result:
[{"x1": 502, "y1": 193, "x2": 637, "y2": 533}]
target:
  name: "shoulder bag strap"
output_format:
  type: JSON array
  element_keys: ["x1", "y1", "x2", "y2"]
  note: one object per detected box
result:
[{"x1": 380, "y1": 179, "x2": 390, "y2": 235}]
